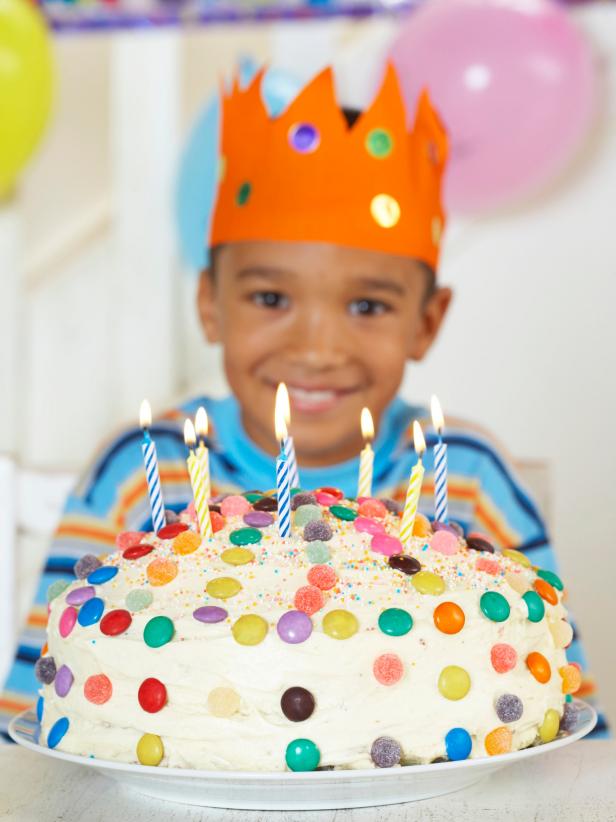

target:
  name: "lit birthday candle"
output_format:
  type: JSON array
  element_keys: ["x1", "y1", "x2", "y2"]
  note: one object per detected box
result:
[
  {"x1": 357, "y1": 407, "x2": 374, "y2": 499},
  {"x1": 277, "y1": 382, "x2": 300, "y2": 489},
  {"x1": 184, "y1": 419, "x2": 212, "y2": 538},
  {"x1": 139, "y1": 399, "x2": 166, "y2": 533},
  {"x1": 195, "y1": 406, "x2": 211, "y2": 505},
  {"x1": 275, "y1": 389, "x2": 292, "y2": 537},
  {"x1": 431, "y1": 395, "x2": 448, "y2": 523},
  {"x1": 399, "y1": 421, "x2": 426, "y2": 547}
]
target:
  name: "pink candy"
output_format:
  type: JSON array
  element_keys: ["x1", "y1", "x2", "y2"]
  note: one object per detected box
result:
[
  {"x1": 354, "y1": 516, "x2": 385, "y2": 536},
  {"x1": 476, "y1": 557, "x2": 500, "y2": 576},
  {"x1": 491, "y1": 643, "x2": 517, "y2": 674},
  {"x1": 116, "y1": 531, "x2": 145, "y2": 550},
  {"x1": 59, "y1": 606, "x2": 78, "y2": 638},
  {"x1": 430, "y1": 530, "x2": 459, "y2": 556},
  {"x1": 371, "y1": 533, "x2": 403, "y2": 557},
  {"x1": 315, "y1": 491, "x2": 338, "y2": 506},
  {"x1": 220, "y1": 495, "x2": 252, "y2": 517},
  {"x1": 373, "y1": 653, "x2": 404, "y2": 686},
  {"x1": 357, "y1": 499, "x2": 388, "y2": 519}
]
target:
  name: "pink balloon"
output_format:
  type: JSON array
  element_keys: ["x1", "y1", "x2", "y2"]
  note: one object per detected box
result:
[{"x1": 389, "y1": 0, "x2": 597, "y2": 212}]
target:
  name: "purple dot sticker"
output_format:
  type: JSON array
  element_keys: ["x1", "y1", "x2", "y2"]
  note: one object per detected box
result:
[
  {"x1": 243, "y1": 511, "x2": 274, "y2": 529},
  {"x1": 288, "y1": 123, "x2": 320, "y2": 154},
  {"x1": 193, "y1": 606, "x2": 228, "y2": 624},
  {"x1": 55, "y1": 664, "x2": 74, "y2": 698},
  {"x1": 277, "y1": 610, "x2": 313, "y2": 644},
  {"x1": 66, "y1": 586, "x2": 96, "y2": 606}
]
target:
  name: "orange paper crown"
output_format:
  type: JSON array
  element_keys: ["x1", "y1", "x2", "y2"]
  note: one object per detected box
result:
[{"x1": 210, "y1": 64, "x2": 448, "y2": 270}]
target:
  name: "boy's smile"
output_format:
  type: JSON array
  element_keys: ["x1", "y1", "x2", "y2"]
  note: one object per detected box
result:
[{"x1": 198, "y1": 240, "x2": 451, "y2": 468}]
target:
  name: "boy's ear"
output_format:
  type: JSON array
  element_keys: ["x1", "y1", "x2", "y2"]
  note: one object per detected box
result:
[
  {"x1": 407, "y1": 286, "x2": 453, "y2": 362},
  {"x1": 197, "y1": 270, "x2": 222, "y2": 343}
]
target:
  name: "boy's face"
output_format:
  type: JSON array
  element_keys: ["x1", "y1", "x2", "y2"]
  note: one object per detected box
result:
[{"x1": 198, "y1": 241, "x2": 451, "y2": 467}]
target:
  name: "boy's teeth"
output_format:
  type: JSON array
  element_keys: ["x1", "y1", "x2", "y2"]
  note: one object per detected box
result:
[{"x1": 288, "y1": 387, "x2": 337, "y2": 403}]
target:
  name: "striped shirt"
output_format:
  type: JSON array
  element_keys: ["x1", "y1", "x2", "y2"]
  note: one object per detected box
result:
[{"x1": 1, "y1": 394, "x2": 606, "y2": 738}]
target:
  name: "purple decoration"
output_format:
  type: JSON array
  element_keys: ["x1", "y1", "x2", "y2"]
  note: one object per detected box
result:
[
  {"x1": 193, "y1": 606, "x2": 228, "y2": 623},
  {"x1": 243, "y1": 511, "x2": 274, "y2": 528},
  {"x1": 277, "y1": 610, "x2": 313, "y2": 644},
  {"x1": 289, "y1": 123, "x2": 320, "y2": 154},
  {"x1": 560, "y1": 702, "x2": 579, "y2": 732},
  {"x1": 432, "y1": 521, "x2": 458, "y2": 536},
  {"x1": 370, "y1": 736, "x2": 402, "y2": 768},
  {"x1": 35, "y1": 657, "x2": 57, "y2": 685},
  {"x1": 65, "y1": 586, "x2": 96, "y2": 606},
  {"x1": 164, "y1": 509, "x2": 180, "y2": 523},
  {"x1": 74, "y1": 554, "x2": 102, "y2": 580},
  {"x1": 495, "y1": 693, "x2": 523, "y2": 723},
  {"x1": 303, "y1": 520, "x2": 333, "y2": 542},
  {"x1": 54, "y1": 665, "x2": 74, "y2": 698},
  {"x1": 381, "y1": 498, "x2": 402, "y2": 514},
  {"x1": 291, "y1": 492, "x2": 317, "y2": 511}
]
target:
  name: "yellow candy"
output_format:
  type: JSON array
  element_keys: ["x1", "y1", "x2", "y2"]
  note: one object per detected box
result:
[
  {"x1": 502, "y1": 549, "x2": 531, "y2": 569},
  {"x1": 485, "y1": 726, "x2": 512, "y2": 756},
  {"x1": 505, "y1": 571, "x2": 530, "y2": 595},
  {"x1": 221, "y1": 547, "x2": 255, "y2": 566},
  {"x1": 438, "y1": 665, "x2": 471, "y2": 700},
  {"x1": 231, "y1": 614, "x2": 268, "y2": 646},
  {"x1": 136, "y1": 733, "x2": 164, "y2": 766},
  {"x1": 539, "y1": 708, "x2": 560, "y2": 743},
  {"x1": 322, "y1": 609, "x2": 359, "y2": 640},
  {"x1": 206, "y1": 577, "x2": 242, "y2": 600},
  {"x1": 412, "y1": 513, "x2": 432, "y2": 538},
  {"x1": 548, "y1": 618, "x2": 573, "y2": 649},
  {"x1": 172, "y1": 530, "x2": 201, "y2": 555},
  {"x1": 208, "y1": 687, "x2": 240, "y2": 717},
  {"x1": 412, "y1": 571, "x2": 445, "y2": 596}
]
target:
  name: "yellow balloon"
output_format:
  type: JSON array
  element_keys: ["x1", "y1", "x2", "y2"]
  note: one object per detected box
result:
[{"x1": 0, "y1": 0, "x2": 55, "y2": 198}]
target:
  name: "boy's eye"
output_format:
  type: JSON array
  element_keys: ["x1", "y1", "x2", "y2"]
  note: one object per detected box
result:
[
  {"x1": 348, "y1": 298, "x2": 391, "y2": 317},
  {"x1": 251, "y1": 291, "x2": 290, "y2": 310}
]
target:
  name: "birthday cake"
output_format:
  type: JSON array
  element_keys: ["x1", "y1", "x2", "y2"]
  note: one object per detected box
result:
[{"x1": 36, "y1": 490, "x2": 580, "y2": 771}]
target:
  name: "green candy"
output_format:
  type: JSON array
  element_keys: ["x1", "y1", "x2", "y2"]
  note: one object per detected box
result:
[
  {"x1": 143, "y1": 615, "x2": 175, "y2": 648},
  {"x1": 229, "y1": 527, "x2": 262, "y2": 546},
  {"x1": 126, "y1": 589, "x2": 153, "y2": 612},
  {"x1": 47, "y1": 579, "x2": 70, "y2": 603},
  {"x1": 329, "y1": 505, "x2": 358, "y2": 522},
  {"x1": 243, "y1": 492, "x2": 262, "y2": 503},
  {"x1": 537, "y1": 569, "x2": 564, "y2": 591},
  {"x1": 285, "y1": 738, "x2": 321, "y2": 772},
  {"x1": 480, "y1": 591, "x2": 510, "y2": 623},
  {"x1": 293, "y1": 505, "x2": 322, "y2": 527},
  {"x1": 305, "y1": 541, "x2": 331, "y2": 564},
  {"x1": 378, "y1": 608, "x2": 413, "y2": 637},
  {"x1": 290, "y1": 488, "x2": 304, "y2": 496},
  {"x1": 522, "y1": 590, "x2": 545, "y2": 623}
]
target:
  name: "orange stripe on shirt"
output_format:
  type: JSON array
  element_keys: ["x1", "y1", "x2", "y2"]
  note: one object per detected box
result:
[
  {"x1": 0, "y1": 696, "x2": 33, "y2": 713},
  {"x1": 56, "y1": 520, "x2": 117, "y2": 545},
  {"x1": 111, "y1": 462, "x2": 190, "y2": 529},
  {"x1": 475, "y1": 496, "x2": 520, "y2": 549}
]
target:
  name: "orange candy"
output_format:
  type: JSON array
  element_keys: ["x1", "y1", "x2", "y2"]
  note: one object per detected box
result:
[
  {"x1": 433, "y1": 602, "x2": 465, "y2": 635},
  {"x1": 559, "y1": 664, "x2": 582, "y2": 695},
  {"x1": 526, "y1": 651, "x2": 551, "y2": 684},
  {"x1": 147, "y1": 558, "x2": 178, "y2": 587},
  {"x1": 534, "y1": 578, "x2": 558, "y2": 606},
  {"x1": 210, "y1": 511, "x2": 225, "y2": 533},
  {"x1": 413, "y1": 513, "x2": 432, "y2": 538},
  {"x1": 484, "y1": 726, "x2": 512, "y2": 756},
  {"x1": 172, "y1": 530, "x2": 201, "y2": 555},
  {"x1": 41, "y1": 642, "x2": 48, "y2": 657}
]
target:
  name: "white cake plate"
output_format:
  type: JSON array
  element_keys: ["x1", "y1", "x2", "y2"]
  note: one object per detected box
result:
[{"x1": 9, "y1": 701, "x2": 596, "y2": 811}]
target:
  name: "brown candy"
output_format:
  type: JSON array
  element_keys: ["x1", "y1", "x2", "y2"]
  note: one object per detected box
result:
[
  {"x1": 388, "y1": 555, "x2": 421, "y2": 575},
  {"x1": 466, "y1": 536, "x2": 495, "y2": 553},
  {"x1": 253, "y1": 496, "x2": 278, "y2": 512},
  {"x1": 281, "y1": 686, "x2": 315, "y2": 722}
]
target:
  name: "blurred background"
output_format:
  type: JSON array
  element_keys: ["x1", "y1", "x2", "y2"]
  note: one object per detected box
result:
[{"x1": 1, "y1": 0, "x2": 615, "y2": 725}]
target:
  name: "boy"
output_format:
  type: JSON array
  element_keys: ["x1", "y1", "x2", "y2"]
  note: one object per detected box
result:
[{"x1": 1, "y1": 65, "x2": 604, "y2": 737}]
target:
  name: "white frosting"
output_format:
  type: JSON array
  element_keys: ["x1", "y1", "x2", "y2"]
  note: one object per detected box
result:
[{"x1": 40, "y1": 499, "x2": 571, "y2": 770}]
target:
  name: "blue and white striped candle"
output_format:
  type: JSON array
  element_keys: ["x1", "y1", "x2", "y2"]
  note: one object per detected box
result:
[
  {"x1": 277, "y1": 383, "x2": 300, "y2": 489},
  {"x1": 139, "y1": 399, "x2": 166, "y2": 533},
  {"x1": 275, "y1": 391, "x2": 292, "y2": 537},
  {"x1": 431, "y1": 395, "x2": 449, "y2": 523}
]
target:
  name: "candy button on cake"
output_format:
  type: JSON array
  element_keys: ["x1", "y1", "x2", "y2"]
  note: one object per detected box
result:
[{"x1": 38, "y1": 490, "x2": 577, "y2": 771}]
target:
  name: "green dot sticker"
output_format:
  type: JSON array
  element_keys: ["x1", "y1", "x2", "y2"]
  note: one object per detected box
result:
[
  {"x1": 365, "y1": 128, "x2": 394, "y2": 159},
  {"x1": 229, "y1": 527, "x2": 262, "y2": 546},
  {"x1": 329, "y1": 505, "x2": 358, "y2": 522},
  {"x1": 378, "y1": 608, "x2": 413, "y2": 637},
  {"x1": 480, "y1": 591, "x2": 510, "y2": 623},
  {"x1": 143, "y1": 615, "x2": 175, "y2": 648},
  {"x1": 537, "y1": 569, "x2": 563, "y2": 591},
  {"x1": 236, "y1": 181, "x2": 251, "y2": 206}
]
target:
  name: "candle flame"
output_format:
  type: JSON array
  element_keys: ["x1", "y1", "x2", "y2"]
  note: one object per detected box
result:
[
  {"x1": 184, "y1": 418, "x2": 197, "y2": 449},
  {"x1": 195, "y1": 406, "x2": 209, "y2": 439},
  {"x1": 275, "y1": 385, "x2": 288, "y2": 442},
  {"x1": 360, "y1": 407, "x2": 374, "y2": 442},
  {"x1": 431, "y1": 395, "x2": 445, "y2": 434},
  {"x1": 413, "y1": 420, "x2": 426, "y2": 458},
  {"x1": 139, "y1": 399, "x2": 152, "y2": 430},
  {"x1": 276, "y1": 382, "x2": 291, "y2": 426}
]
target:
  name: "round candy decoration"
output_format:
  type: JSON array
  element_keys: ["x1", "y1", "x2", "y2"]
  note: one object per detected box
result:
[
  {"x1": 371, "y1": 534, "x2": 403, "y2": 557},
  {"x1": 84, "y1": 674, "x2": 113, "y2": 705},
  {"x1": 281, "y1": 686, "x2": 315, "y2": 722},
  {"x1": 157, "y1": 522, "x2": 188, "y2": 539},
  {"x1": 537, "y1": 568, "x2": 564, "y2": 591},
  {"x1": 122, "y1": 543, "x2": 155, "y2": 561},
  {"x1": 243, "y1": 511, "x2": 274, "y2": 528},
  {"x1": 466, "y1": 536, "x2": 495, "y2": 553},
  {"x1": 316, "y1": 486, "x2": 343, "y2": 503},
  {"x1": 412, "y1": 571, "x2": 445, "y2": 596},
  {"x1": 534, "y1": 578, "x2": 558, "y2": 606},
  {"x1": 47, "y1": 717, "x2": 69, "y2": 750},
  {"x1": 55, "y1": 665, "x2": 74, "y2": 698},
  {"x1": 549, "y1": 618, "x2": 573, "y2": 649},
  {"x1": 433, "y1": 602, "x2": 465, "y2": 635},
  {"x1": 495, "y1": 694, "x2": 523, "y2": 723},
  {"x1": 329, "y1": 505, "x2": 358, "y2": 522},
  {"x1": 277, "y1": 610, "x2": 313, "y2": 644},
  {"x1": 378, "y1": 608, "x2": 413, "y2": 637},
  {"x1": 430, "y1": 530, "x2": 459, "y2": 556},
  {"x1": 243, "y1": 491, "x2": 262, "y2": 503},
  {"x1": 47, "y1": 579, "x2": 70, "y2": 602},
  {"x1": 147, "y1": 558, "x2": 178, "y2": 587},
  {"x1": 254, "y1": 495, "x2": 279, "y2": 512},
  {"x1": 365, "y1": 128, "x2": 394, "y2": 159},
  {"x1": 125, "y1": 589, "x2": 153, "y2": 612},
  {"x1": 285, "y1": 738, "x2": 321, "y2": 772},
  {"x1": 373, "y1": 653, "x2": 404, "y2": 686},
  {"x1": 293, "y1": 505, "x2": 322, "y2": 527},
  {"x1": 505, "y1": 571, "x2": 530, "y2": 595},
  {"x1": 294, "y1": 586, "x2": 324, "y2": 616},
  {"x1": 288, "y1": 122, "x2": 320, "y2": 154},
  {"x1": 502, "y1": 548, "x2": 531, "y2": 568},
  {"x1": 66, "y1": 586, "x2": 96, "y2": 606},
  {"x1": 220, "y1": 494, "x2": 252, "y2": 517},
  {"x1": 522, "y1": 590, "x2": 545, "y2": 623},
  {"x1": 193, "y1": 605, "x2": 228, "y2": 623},
  {"x1": 354, "y1": 516, "x2": 385, "y2": 536},
  {"x1": 208, "y1": 687, "x2": 240, "y2": 718},
  {"x1": 480, "y1": 591, "x2": 510, "y2": 622},
  {"x1": 116, "y1": 530, "x2": 145, "y2": 550},
  {"x1": 305, "y1": 540, "x2": 331, "y2": 564},
  {"x1": 438, "y1": 666, "x2": 471, "y2": 700},
  {"x1": 560, "y1": 702, "x2": 580, "y2": 733},
  {"x1": 221, "y1": 547, "x2": 255, "y2": 566},
  {"x1": 388, "y1": 554, "x2": 421, "y2": 575},
  {"x1": 77, "y1": 597, "x2": 105, "y2": 628},
  {"x1": 137, "y1": 733, "x2": 164, "y2": 766},
  {"x1": 87, "y1": 565, "x2": 119, "y2": 585},
  {"x1": 138, "y1": 678, "x2": 167, "y2": 713},
  {"x1": 539, "y1": 709, "x2": 560, "y2": 743},
  {"x1": 303, "y1": 520, "x2": 333, "y2": 542},
  {"x1": 484, "y1": 726, "x2": 512, "y2": 756},
  {"x1": 370, "y1": 736, "x2": 402, "y2": 768},
  {"x1": 307, "y1": 565, "x2": 337, "y2": 591},
  {"x1": 35, "y1": 656, "x2": 56, "y2": 685},
  {"x1": 490, "y1": 643, "x2": 517, "y2": 674},
  {"x1": 526, "y1": 652, "x2": 551, "y2": 684},
  {"x1": 412, "y1": 513, "x2": 432, "y2": 538},
  {"x1": 290, "y1": 493, "x2": 317, "y2": 511},
  {"x1": 357, "y1": 498, "x2": 387, "y2": 519},
  {"x1": 229, "y1": 527, "x2": 262, "y2": 546},
  {"x1": 559, "y1": 664, "x2": 582, "y2": 695},
  {"x1": 100, "y1": 609, "x2": 132, "y2": 637},
  {"x1": 36, "y1": 696, "x2": 44, "y2": 723},
  {"x1": 59, "y1": 606, "x2": 78, "y2": 637},
  {"x1": 445, "y1": 727, "x2": 472, "y2": 761},
  {"x1": 206, "y1": 577, "x2": 242, "y2": 600},
  {"x1": 210, "y1": 511, "x2": 225, "y2": 533},
  {"x1": 231, "y1": 614, "x2": 269, "y2": 646},
  {"x1": 143, "y1": 615, "x2": 175, "y2": 648},
  {"x1": 172, "y1": 530, "x2": 201, "y2": 555},
  {"x1": 74, "y1": 554, "x2": 102, "y2": 580},
  {"x1": 322, "y1": 609, "x2": 358, "y2": 640}
]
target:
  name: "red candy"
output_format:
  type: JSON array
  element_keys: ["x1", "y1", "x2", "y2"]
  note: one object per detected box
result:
[
  {"x1": 491, "y1": 643, "x2": 517, "y2": 674},
  {"x1": 315, "y1": 491, "x2": 339, "y2": 506},
  {"x1": 100, "y1": 609, "x2": 132, "y2": 637},
  {"x1": 210, "y1": 511, "x2": 226, "y2": 533},
  {"x1": 357, "y1": 499, "x2": 388, "y2": 519},
  {"x1": 157, "y1": 522, "x2": 189, "y2": 540},
  {"x1": 84, "y1": 674, "x2": 112, "y2": 705},
  {"x1": 123, "y1": 543, "x2": 155, "y2": 560},
  {"x1": 475, "y1": 557, "x2": 500, "y2": 576},
  {"x1": 116, "y1": 531, "x2": 145, "y2": 550},
  {"x1": 294, "y1": 585, "x2": 324, "y2": 615},
  {"x1": 318, "y1": 486, "x2": 344, "y2": 501},
  {"x1": 373, "y1": 653, "x2": 404, "y2": 686},
  {"x1": 138, "y1": 677, "x2": 168, "y2": 713},
  {"x1": 307, "y1": 565, "x2": 337, "y2": 591}
]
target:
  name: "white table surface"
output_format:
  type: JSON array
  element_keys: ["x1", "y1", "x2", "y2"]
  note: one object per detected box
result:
[{"x1": 1, "y1": 742, "x2": 615, "y2": 822}]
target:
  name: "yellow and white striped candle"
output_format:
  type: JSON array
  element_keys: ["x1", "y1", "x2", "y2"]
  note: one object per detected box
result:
[
  {"x1": 194, "y1": 406, "x2": 211, "y2": 504},
  {"x1": 399, "y1": 421, "x2": 426, "y2": 547},
  {"x1": 357, "y1": 407, "x2": 374, "y2": 499},
  {"x1": 184, "y1": 419, "x2": 212, "y2": 538}
]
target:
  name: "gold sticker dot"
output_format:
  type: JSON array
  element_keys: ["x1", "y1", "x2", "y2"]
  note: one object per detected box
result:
[{"x1": 370, "y1": 194, "x2": 401, "y2": 229}]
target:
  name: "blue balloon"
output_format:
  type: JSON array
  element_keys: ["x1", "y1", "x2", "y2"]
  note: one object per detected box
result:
[
  {"x1": 175, "y1": 58, "x2": 302, "y2": 271},
  {"x1": 445, "y1": 727, "x2": 473, "y2": 761}
]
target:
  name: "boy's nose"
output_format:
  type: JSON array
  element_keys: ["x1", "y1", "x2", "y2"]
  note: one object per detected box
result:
[{"x1": 285, "y1": 309, "x2": 349, "y2": 369}]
